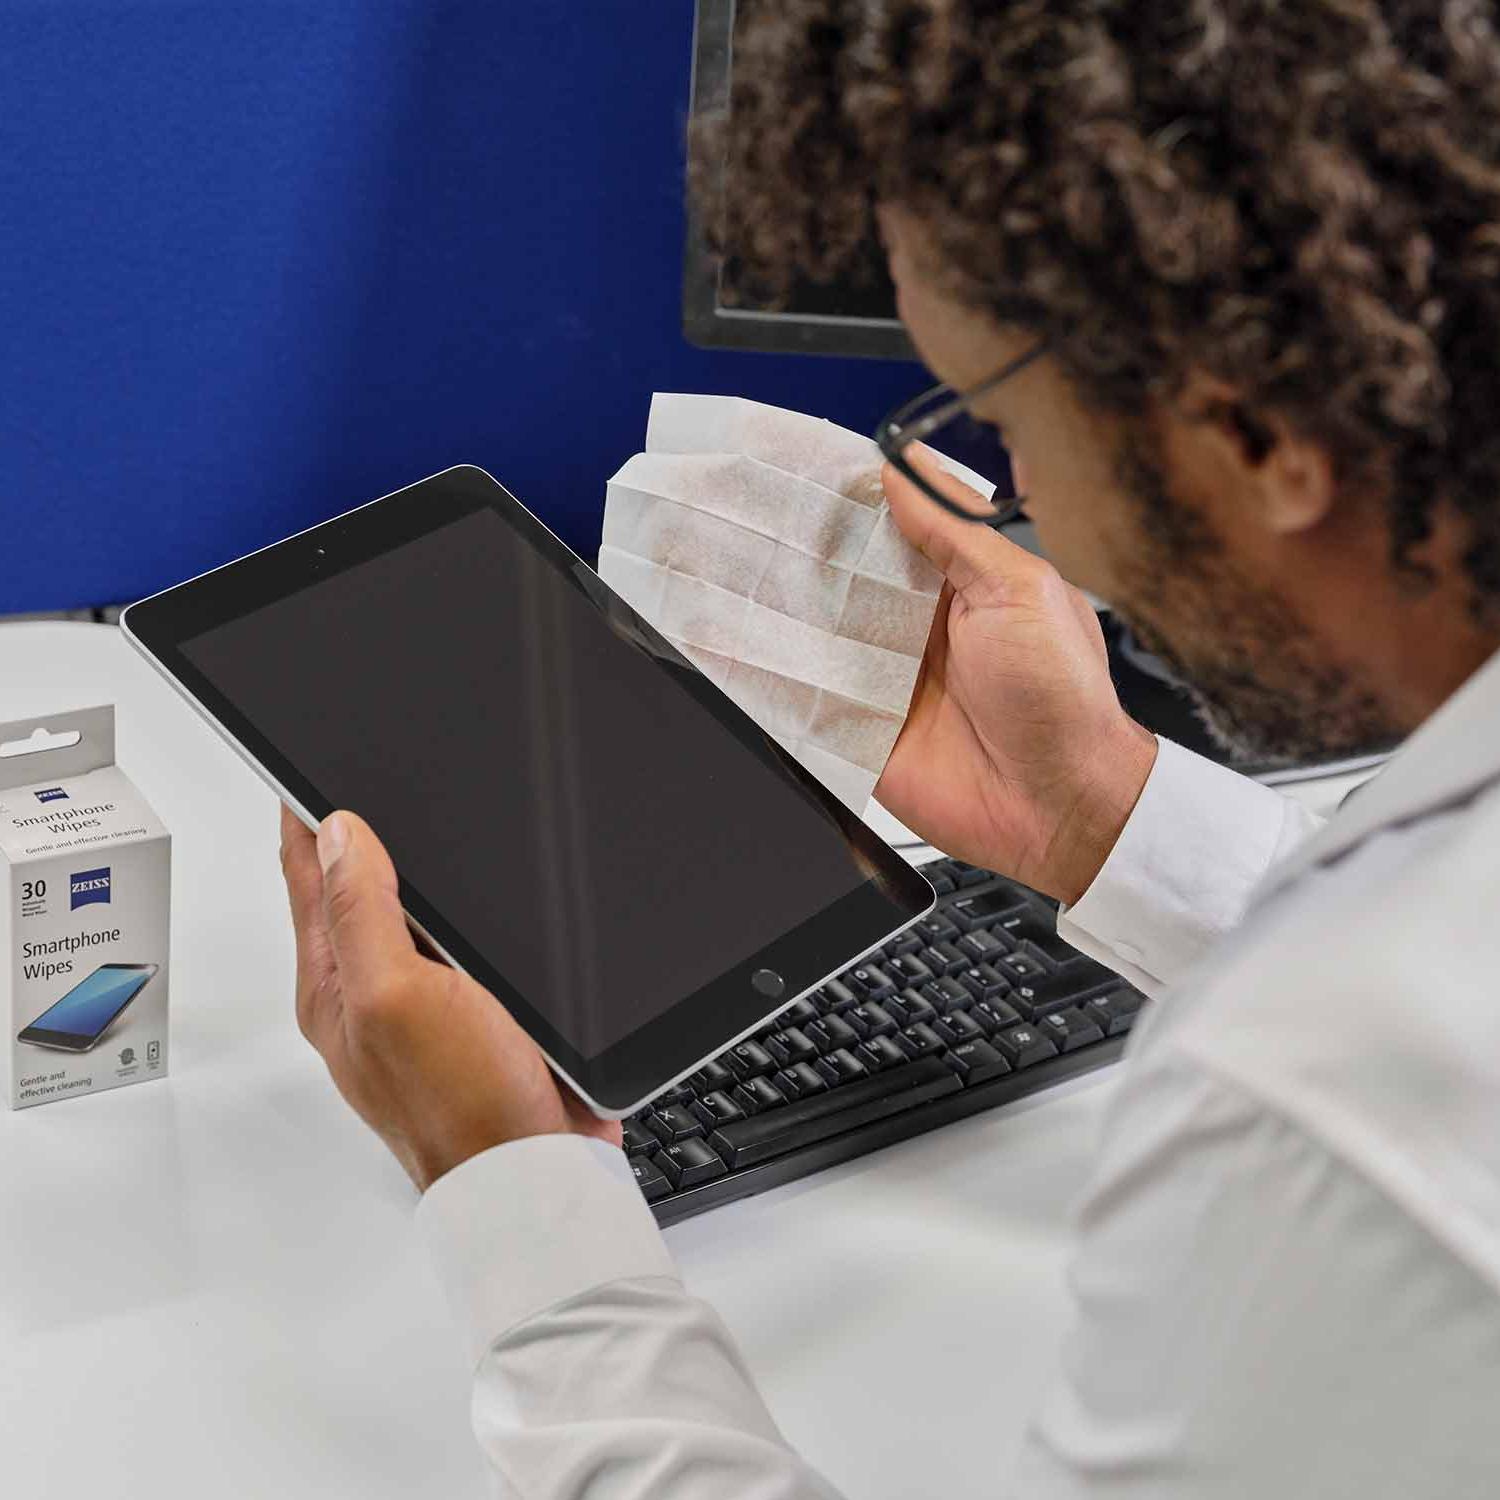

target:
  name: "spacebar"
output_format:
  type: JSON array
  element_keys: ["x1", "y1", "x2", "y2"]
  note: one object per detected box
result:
[{"x1": 710, "y1": 1058, "x2": 961, "y2": 1168}]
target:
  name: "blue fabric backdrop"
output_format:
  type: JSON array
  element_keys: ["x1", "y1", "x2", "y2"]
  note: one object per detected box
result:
[{"x1": 0, "y1": 1, "x2": 923, "y2": 613}]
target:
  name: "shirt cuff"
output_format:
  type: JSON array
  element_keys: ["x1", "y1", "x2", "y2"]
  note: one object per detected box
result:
[
  {"x1": 1057, "y1": 737, "x2": 1296, "y2": 991},
  {"x1": 416, "y1": 1134, "x2": 680, "y2": 1369}
]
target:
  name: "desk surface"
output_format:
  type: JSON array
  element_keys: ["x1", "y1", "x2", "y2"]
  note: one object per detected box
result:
[{"x1": 0, "y1": 623, "x2": 1363, "y2": 1500}]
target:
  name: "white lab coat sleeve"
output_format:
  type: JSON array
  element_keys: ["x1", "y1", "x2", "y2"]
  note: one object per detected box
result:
[
  {"x1": 1009, "y1": 1049, "x2": 1500, "y2": 1499},
  {"x1": 1056, "y1": 738, "x2": 1323, "y2": 995},
  {"x1": 417, "y1": 1133, "x2": 845, "y2": 1500}
]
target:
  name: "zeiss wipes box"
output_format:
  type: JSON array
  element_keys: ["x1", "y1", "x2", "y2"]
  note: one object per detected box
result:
[{"x1": 0, "y1": 705, "x2": 170, "y2": 1109}]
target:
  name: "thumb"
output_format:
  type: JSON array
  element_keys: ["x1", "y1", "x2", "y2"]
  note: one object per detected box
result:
[
  {"x1": 882, "y1": 448, "x2": 1042, "y2": 604},
  {"x1": 317, "y1": 811, "x2": 417, "y2": 993}
]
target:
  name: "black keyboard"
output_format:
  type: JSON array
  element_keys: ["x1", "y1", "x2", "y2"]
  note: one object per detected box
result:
[{"x1": 626, "y1": 857, "x2": 1145, "y2": 1224}]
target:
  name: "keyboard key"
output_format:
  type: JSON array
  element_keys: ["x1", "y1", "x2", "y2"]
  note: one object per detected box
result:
[
  {"x1": 692, "y1": 1091, "x2": 746, "y2": 1130},
  {"x1": 922, "y1": 941, "x2": 968, "y2": 975},
  {"x1": 992, "y1": 1023, "x2": 1060, "y2": 1068},
  {"x1": 728, "y1": 1040, "x2": 776, "y2": 1080},
  {"x1": 883, "y1": 931, "x2": 924, "y2": 960},
  {"x1": 1014, "y1": 930, "x2": 1086, "y2": 966},
  {"x1": 858, "y1": 1034, "x2": 908, "y2": 1072},
  {"x1": 629, "y1": 1155, "x2": 672, "y2": 1202},
  {"x1": 994, "y1": 951, "x2": 1053, "y2": 987},
  {"x1": 623, "y1": 1119, "x2": 659, "y2": 1155},
  {"x1": 988, "y1": 915, "x2": 1076, "y2": 965},
  {"x1": 1041, "y1": 1007, "x2": 1105, "y2": 1052},
  {"x1": 943, "y1": 1039, "x2": 1012, "y2": 1084},
  {"x1": 817, "y1": 1047, "x2": 870, "y2": 1087},
  {"x1": 897, "y1": 1022, "x2": 945, "y2": 1058},
  {"x1": 847, "y1": 1001, "x2": 898, "y2": 1040},
  {"x1": 808, "y1": 1012, "x2": 859, "y2": 1053},
  {"x1": 949, "y1": 888, "x2": 1030, "y2": 932},
  {"x1": 1021, "y1": 939, "x2": 1080, "y2": 970},
  {"x1": 1085, "y1": 987, "x2": 1146, "y2": 1036},
  {"x1": 885, "y1": 952, "x2": 935, "y2": 988},
  {"x1": 657, "y1": 1083, "x2": 696, "y2": 1105},
  {"x1": 919, "y1": 976, "x2": 973, "y2": 1015},
  {"x1": 921, "y1": 864, "x2": 957, "y2": 895},
  {"x1": 915, "y1": 913, "x2": 960, "y2": 946},
  {"x1": 934, "y1": 1009, "x2": 986, "y2": 1046},
  {"x1": 888, "y1": 988, "x2": 938, "y2": 1028},
  {"x1": 734, "y1": 1075, "x2": 789, "y2": 1113},
  {"x1": 956, "y1": 863, "x2": 992, "y2": 888},
  {"x1": 777, "y1": 998, "x2": 821, "y2": 1030},
  {"x1": 765, "y1": 1027, "x2": 819, "y2": 1067},
  {"x1": 957, "y1": 928, "x2": 1008, "y2": 964},
  {"x1": 657, "y1": 1136, "x2": 728, "y2": 1189},
  {"x1": 776, "y1": 1062, "x2": 827, "y2": 1099},
  {"x1": 846, "y1": 963, "x2": 898, "y2": 1002},
  {"x1": 1050, "y1": 954, "x2": 1125, "y2": 990},
  {"x1": 648, "y1": 1104, "x2": 704, "y2": 1143},
  {"x1": 781, "y1": 1025, "x2": 821, "y2": 1061},
  {"x1": 1009, "y1": 975, "x2": 1118, "y2": 1022},
  {"x1": 710, "y1": 1057, "x2": 962, "y2": 1167},
  {"x1": 691, "y1": 1058, "x2": 735, "y2": 1094},
  {"x1": 819, "y1": 978, "x2": 858, "y2": 1013},
  {"x1": 972, "y1": 998, "x2": 1024, "y2": 1035},
  {"x1": 957, "y1": 962, "x2": 1011, "y2": 1002}
]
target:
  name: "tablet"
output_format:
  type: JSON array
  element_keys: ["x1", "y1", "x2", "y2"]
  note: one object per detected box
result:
[{"x1": 122, "y1": 466, "x2": 934, "y2": 1116}]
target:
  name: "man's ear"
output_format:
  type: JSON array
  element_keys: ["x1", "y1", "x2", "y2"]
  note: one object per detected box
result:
[{"x1": 1175, "y1": 370, "x2": 1337, "y2": 536}]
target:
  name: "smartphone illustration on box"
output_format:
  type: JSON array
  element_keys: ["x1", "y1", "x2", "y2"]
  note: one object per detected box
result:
[{"x1": 17, "y1": 963, "x2": 160, "y2": 1052}]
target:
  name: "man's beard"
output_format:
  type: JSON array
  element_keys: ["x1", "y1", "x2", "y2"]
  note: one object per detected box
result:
[{"x1": 1107, "y1": 441, "x2": 1402, "y2": 767}]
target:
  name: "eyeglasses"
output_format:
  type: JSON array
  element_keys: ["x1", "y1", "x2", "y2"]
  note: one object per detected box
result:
[{"x1": 874, "y1": 339, "x2": 1051, "y2": 524}]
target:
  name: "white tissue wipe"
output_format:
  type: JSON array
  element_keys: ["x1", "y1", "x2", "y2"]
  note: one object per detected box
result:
[
  {"x1": 738, "y1": 597, "x2": 924, "y2": 714},
  {"x1": 721, "y1": 659, "x2": 821, "y2": 739},
  {"x1": 858, "y1": 507, "x2": 947, "y2": 592},
  {"x1": 596, "y1": 392, "x2": 992, "y2": 812},
  {"x1": 807, "y1": 688, "x2": 908, "y2": 775},
  {"x1": 840, "y1": 572, "x2": 939, "y2": 656},
  {"x1": 645, "y1": 391, "x2": 999, "y2": 518},
  {"x1": 789, "y1": 745, "x2": 880, "y2": 814},
  {"x1": 601, "y1": 484, "x2": 777, "y2": 595},
  {"x1": 646, "y1": 393, "x2": 889, "y2": 501},
  {"x1": 753, "y1": 546, "x2": 857, "y2": 633},
  {"x1": 607, "y1": 453, "x2": 882, "y2": 571},
  {"x1": 597, "y1": 555, "x2": 929, "y2": 719},
  {"x1": 602, "y1": 485, "x2": 862, "y2": 631}
]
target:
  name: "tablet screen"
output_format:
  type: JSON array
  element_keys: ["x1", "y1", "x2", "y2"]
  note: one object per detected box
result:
[{"x1": 182, "y1": 507, "x2": 872, "y2": 1059}]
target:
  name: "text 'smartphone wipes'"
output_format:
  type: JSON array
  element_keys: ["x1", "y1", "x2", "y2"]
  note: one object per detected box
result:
[{"x1": 0, "y1": 705, "x2": 171, "y2": 1108}]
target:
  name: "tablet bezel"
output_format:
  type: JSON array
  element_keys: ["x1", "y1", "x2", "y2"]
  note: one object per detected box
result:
[{"x1": 122, "y1": 466, "x2": 935, "y2": 1116}]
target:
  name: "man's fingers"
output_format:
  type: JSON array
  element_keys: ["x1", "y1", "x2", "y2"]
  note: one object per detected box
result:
[
  {"x1": 280, "y1": 804, "x2": 322, "y2": 935},
  {"x1": 882, "y1": 449, "x2": 1041, "y2": 602},
  {"x1": 281, "y1": 804, "x2": 337, "y2": 1041},
  {"x1": 316, "y1": 810, "x2": 417, "y2": 1005}
]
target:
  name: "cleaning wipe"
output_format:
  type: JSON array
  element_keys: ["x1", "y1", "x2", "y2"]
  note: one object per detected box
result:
[{"x1": 598, "y1": 394, "x2": 996, "y2": 812}]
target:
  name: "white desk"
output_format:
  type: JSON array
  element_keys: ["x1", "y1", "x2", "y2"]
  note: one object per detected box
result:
[{"x1": 0, "y1": 622, "x2": 1365, "y2": 1500}]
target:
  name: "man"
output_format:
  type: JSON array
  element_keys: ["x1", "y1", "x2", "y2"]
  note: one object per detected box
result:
[{"x1": 280, "y1": 2, "x2": 1500, "y2": 1494}]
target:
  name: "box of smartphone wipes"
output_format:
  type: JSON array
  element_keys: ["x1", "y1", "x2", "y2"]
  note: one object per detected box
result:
[{"x1": 0, "y1": 705, "x2": 170, "y2": 1109}]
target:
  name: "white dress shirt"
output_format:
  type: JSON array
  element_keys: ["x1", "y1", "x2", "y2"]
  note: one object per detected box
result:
[{"x1": 417, "y1": 647, "x2": 1500, "y2": 1498}]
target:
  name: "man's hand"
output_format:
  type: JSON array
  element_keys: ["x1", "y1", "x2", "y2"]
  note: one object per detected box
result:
[
  {"x1": 280, "y1": 805, "x2": 621, "y2": 1191},
  {"x1": 877, "y1": 451, "x2": 1158, "y2": 905}
]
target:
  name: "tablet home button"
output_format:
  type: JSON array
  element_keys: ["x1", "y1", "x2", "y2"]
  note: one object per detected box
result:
[{"x1": 750, "y1": 968, "x2": 785, "y2": 1000}]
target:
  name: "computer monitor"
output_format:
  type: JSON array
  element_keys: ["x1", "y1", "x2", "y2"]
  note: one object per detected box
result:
[{"x1": 682, "y1": 0, "x2": 912, "y2": 360}]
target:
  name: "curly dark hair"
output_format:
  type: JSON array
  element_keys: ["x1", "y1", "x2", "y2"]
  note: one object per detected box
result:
[{"x1": 702, "y1": 0, "x2": 1500, "y2": 612}]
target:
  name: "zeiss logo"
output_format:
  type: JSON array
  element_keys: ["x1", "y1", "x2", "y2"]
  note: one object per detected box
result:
[
  {"x1": 35, "y1": 787, "x2": 68, "y2": 803},
  {"x1": 70, "y1": 867, "x2": 111, "y2": 910}
]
